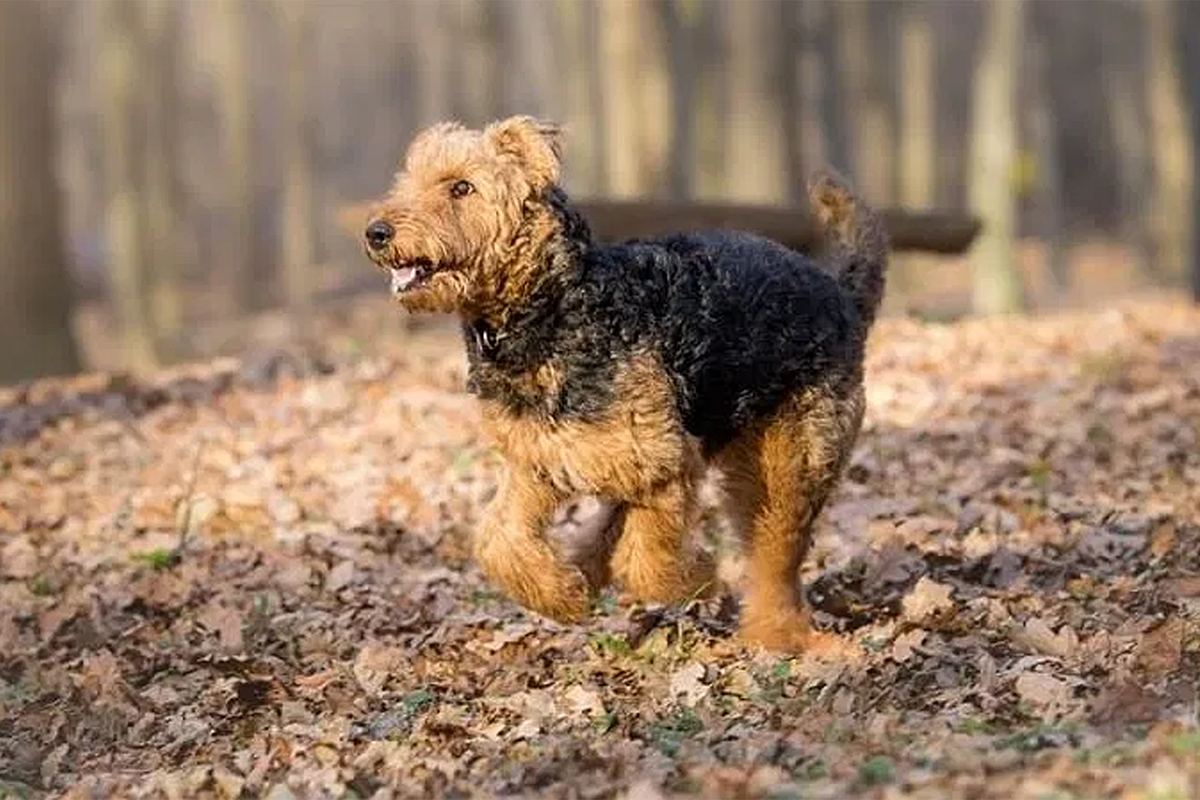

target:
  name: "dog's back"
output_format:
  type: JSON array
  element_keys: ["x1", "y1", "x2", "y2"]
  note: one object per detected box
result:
[{"x1": 575, "y1": 173, "x2": 887, "y2": 454}]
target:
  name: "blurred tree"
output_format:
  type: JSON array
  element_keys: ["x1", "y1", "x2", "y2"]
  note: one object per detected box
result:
[
  {"x1": 100, "y1": 0, "x2": 159, "y2": 372},
  {"x1": 0, "y1": 0, "x2": 82, "y2": 383},
  {"x1": 814, "y1": 0, "x2": 849, "y2": 178},
  {"x1": 725, "y1": 0, "x2": 785, "y2": 203},
  {"x1": 455, "y1": 0, "x2": 502, "y2": 124},
  {"x1": 501, "y1": 0, "x2": 558, "y2": 120},
  {"x1": 1103, "y1": 21, "x2": 1152, "y2": 281},
  {"x1": 692, "y1": 0, "x2": 726, "y2": 200},
  {"x1": 600, "y1": 0, "x2": 645, "y2": 197},
  {"x1": 656, "y1": 0, "x2": 697, "y2": 199},
  {"x1": 555, "y1": 0, "x2": 605, "y2": 195},
  {"x1": 624, "y1": 0, "x2": 671, "y2": 201},
  {"x1": 278, "y1": 0, "x2": 318, "y2": 318},
  {"x1": 838, "y1": 0, "x2": 894, "y2": 206},
  {"x1": 969, "y1": 0, "x2": 1026, "y2": 314},
  {"x1": 215, "y1": 0, "x2": 269, "y2": 312},
  {"x1": 413, "y1": 0, "x2": 452, "y2": 126},
  {"x1": 1180, "y1": 0, "x2": 1200, "y2": 302},
  {"x1": 1026, "y1": 28, "x2": 1067, "y2": 297},
  {"x1": 142, "y1": 0, "x2": 186, "y2": 356},
  {"x1": 777, "y1": 0, "x2": 806, "y2": 203},
  {"x1": 896, "y1": 0, "x2": 936, "y2": 300},
  {"x1": 797, "y1": 1, "x2": 832, "y2": 178},
  {"x1": 1145, "y1": 0, "x2": 1193, "y2": 286}
]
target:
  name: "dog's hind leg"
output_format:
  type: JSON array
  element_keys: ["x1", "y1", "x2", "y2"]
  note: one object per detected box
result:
[{"x1": 717, "y1": 386, "x2": 864, "y2": 656}]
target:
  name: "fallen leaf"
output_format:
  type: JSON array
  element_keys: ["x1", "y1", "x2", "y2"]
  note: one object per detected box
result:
[
  {"x1": 564, "y1": 684, "x2": 606, "y2": 718},
  {"x1": 325, "y1": 560, "x2": 357, "y2": 592},
  {"x1": 622, "y1": 780, "x2": 667, "y2": 800},
  {"x1": 1, "y1": 536, "x2": 37, "y2": 579},
  {"x1": 352, "y1": 641, "x2": 404, "y2": 696},
  {"x1": 198, "y1": 604, "x2": 245, "y2": 653},
  {"x1": 670, "y1": 662, "x2": 709, "y2": 707},
  {"x1": 891, "y1": 628, "x2": 926, "y2": 663},
  {"x1": 1015, "y1": 671, "x2": 1071, "y2": 711},
  {"x1": 481, "y1": 622, "x2": 537, "y2": 652},
  {"x1": 1136, "y1": 618, "x2": 1183, "y2": 678},
  {"x1": 901, "y1": 576, "x2": 955, "y2": 624},
  {"x1": 1011, "y1": 617, "x2": 1077, "y2": 660},
  {"x1": 722, "y1": 668, "x2": 760, "y2": 699},
  {"x1": 1161, "y1": 575, "x2": 1200, "y2": 600}
]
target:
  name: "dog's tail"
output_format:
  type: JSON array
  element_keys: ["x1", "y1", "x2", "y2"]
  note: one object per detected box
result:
[{"x1": 806, "y1": 170, "x2": 890, "y2": 329}]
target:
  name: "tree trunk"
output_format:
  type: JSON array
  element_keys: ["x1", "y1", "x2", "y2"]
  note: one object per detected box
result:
[
  {"x1": 655, "y1": 0, "x2": 697, "y2": 200},
  {"x1": 1105, "y1": 48, "x2": 1152, "y2": 280},
  {"x1": 0, "y1": 0, "x2": 82, "y2": 384},
  {"x1": 214, "y1": 0, "x2": 268, "y2": 312},
  {"x1": 99, "y1": 0, "x2": 160, "y2": 373},
  {"x1": 599, "y1": 0, "x2": 643, "y2": 197},
  {"x1": 141, "y1": 0, "x2": 185, "y2": 357},
  {"x1": 839, "y1": 0, "x2": 895, "y2": 205},
  {"x1": 581, "y1": 0, "x2": 609, "y2": 196},
  {"x1": 816, "y1": 0, "x2": 850, "y2": 177},
  {"x1": 895, "y1": 0, "x2": 937, "y2": 301},
  {"x1": 1027, "y1": 30, "x2": 1068, "y2": 297},
  {"x1": 692, "y1": 0, "x2": 726, "y2": 200},
  {"x1": 554, "y1": 0, "x2": 598, "y2": 194},
  {"x1": 1145, "y1": 0, "x2": 1194, "y2": 286},
  {"x1": 797, "y1": 0, "x2": 831, "y2": 182},
  {"x1": 278, "y1": 0, "x2": 318, "y2": 318},
  {"x1": 779, "y1": 0, "x2": 805, "y2": 203},
  {"x1": 725, "y1": 0, "x2": 786, "y2": 203},
  {"x1": 1179, "y1": 0, "x2": 1200, "y2": 302},
  {"x1": 968, "y1": 0, "x2": 1026, "y2": 315},
  {"x1": 457, "y1": 0, "x2": 502, "y2": 123}
]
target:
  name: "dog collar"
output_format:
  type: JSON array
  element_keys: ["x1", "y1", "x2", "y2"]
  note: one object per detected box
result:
[{"x1": 469, "y1": 319, "x2": 505, "y2": 358}]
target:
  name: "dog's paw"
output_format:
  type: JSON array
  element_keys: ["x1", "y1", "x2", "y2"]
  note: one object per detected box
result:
[{"x1": 738, "y1": 609, "x2": 861, "y2": 662}]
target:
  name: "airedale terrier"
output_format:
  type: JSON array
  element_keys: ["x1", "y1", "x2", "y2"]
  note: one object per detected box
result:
[{"x1": 361, "y1": 116, "x2": 889, "y2": 654}]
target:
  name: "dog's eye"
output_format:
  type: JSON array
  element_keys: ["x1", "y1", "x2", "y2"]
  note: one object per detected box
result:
[{"x1": 450, "y1": 179, "x2": 474, "y2": 199}]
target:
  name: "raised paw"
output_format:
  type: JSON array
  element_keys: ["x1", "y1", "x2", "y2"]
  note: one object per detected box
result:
[{"x1": 474, "y1": 534, "x2": 592, "y2": 623}]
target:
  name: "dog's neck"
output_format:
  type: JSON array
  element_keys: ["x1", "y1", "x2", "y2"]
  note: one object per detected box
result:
[
  {"x1": 463, "y1": 185, "x2": 591, "y2": 336},
  {"x1": 460, "y1": 187, "x2": 599, "y2": 417}
]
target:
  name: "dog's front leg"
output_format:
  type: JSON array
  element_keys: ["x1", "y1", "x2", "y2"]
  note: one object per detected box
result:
[{"x1": 472, "y1": 464, "x2": 592, "y2": 622}]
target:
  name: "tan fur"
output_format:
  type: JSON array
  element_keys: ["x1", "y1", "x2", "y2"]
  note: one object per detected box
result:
[
  {"x1": 713, "y1": 386, "x2": 864, "y2": 653},
  {"x1": 365, "y1": 116, "x2": 569, "y2": 321},
  {"x1": 475, "y1": 353, "x2": 715, "y2": 613}
]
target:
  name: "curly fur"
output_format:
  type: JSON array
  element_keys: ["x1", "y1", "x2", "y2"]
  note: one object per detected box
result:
[{"x1": 362, "y1": 116, "x2": 890, "y2": 654}]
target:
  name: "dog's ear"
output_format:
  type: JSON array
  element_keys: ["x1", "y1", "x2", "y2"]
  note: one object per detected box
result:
[{"x1": 486, "y1": 116, "x2": 564, "y2": 188}]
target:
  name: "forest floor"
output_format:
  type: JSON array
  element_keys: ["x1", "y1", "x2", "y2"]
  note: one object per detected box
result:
[{"x1": 2, "y1": 295, "x2": 1199, "y2": 800}]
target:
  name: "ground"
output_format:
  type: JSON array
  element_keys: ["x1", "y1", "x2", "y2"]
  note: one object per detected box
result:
[{"x1": 2, "y1": 296, "x2": 1199, "y2": 800}]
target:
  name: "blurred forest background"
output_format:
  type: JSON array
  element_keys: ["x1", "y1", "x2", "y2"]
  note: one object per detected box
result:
[{"x1": 2, "y1": 0, "x2": 1200, "y2": 386}]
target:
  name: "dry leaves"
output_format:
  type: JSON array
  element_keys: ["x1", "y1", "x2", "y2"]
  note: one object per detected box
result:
[{"x1": 2, "y1": 297, "x2": 1199, "y2": 799}]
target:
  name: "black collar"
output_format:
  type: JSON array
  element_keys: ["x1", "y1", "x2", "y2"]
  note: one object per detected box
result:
[{"x1": 469, "y1": 318, "x2": 506, "y2": 359}]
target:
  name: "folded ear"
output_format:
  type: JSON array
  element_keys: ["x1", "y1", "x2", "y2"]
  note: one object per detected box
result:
[{"x1": 485, "y1": 115, "x2": 564, "y2": 189}]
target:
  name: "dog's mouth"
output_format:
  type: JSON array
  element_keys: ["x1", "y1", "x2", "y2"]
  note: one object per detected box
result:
[{"x1": 388, "y1": 257, "x2": 437, "y2": 294}]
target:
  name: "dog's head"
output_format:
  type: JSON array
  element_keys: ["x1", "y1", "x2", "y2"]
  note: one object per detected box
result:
[{"x1": 362, "y1": 116, "x2": 568, "y2": 315}]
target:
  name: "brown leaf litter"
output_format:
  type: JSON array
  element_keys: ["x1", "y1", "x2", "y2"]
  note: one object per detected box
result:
[{"x1": 2, "y1": 298, "x2": 1200, "y2": 799}]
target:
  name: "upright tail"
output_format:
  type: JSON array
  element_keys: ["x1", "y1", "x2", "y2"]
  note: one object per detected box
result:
[{"x1": 806, "y1": 170, "x2": 890, "y2": 329}]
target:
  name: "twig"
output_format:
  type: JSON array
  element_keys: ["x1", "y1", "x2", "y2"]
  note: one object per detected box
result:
[{"x1": 169, "y1": 438, "x2": 208, "y2": 567}]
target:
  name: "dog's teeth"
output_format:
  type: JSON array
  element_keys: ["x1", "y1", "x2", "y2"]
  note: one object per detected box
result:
[{"x1": 391, "y1": 266, "x2": 418, "y2": 293}]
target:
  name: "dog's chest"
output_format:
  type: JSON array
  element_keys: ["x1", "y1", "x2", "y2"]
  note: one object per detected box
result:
[{"x1": 478, "y1": 355, "x2": 693, "y2": 500}]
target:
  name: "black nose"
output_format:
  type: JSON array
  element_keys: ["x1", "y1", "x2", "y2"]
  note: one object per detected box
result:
[{"x1": 365, "y1": 219, "x2": 394, "y2": 250}]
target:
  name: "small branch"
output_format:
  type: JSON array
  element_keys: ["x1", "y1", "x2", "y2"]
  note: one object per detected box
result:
[{"x1": 169, "y1": 437, "x2": 208, "y2": 566}]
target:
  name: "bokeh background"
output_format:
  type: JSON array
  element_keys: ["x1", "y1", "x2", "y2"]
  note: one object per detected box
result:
[{"x1": 2, "y1": 0, "x2": 1199, "y2": 385}]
